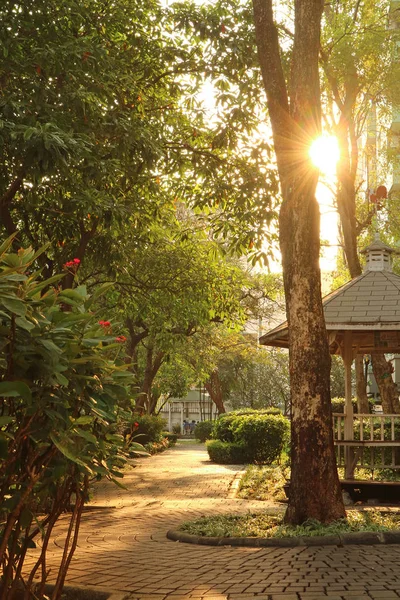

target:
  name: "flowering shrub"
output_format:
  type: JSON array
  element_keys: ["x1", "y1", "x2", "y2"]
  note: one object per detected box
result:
[{"x1": 0, "y1": 237, "x2": 135, "y2": 599}]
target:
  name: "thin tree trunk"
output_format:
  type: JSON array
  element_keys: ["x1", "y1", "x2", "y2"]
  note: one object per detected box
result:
[
  {"x1": 135, "y1": 346, "x2": 165, "y2": 413},
  {"x1": 371, "y1": 354, "x2": 400, "y2": 414},
  {"x1": 204, "y1": 370, "x2": 226, "y2": 415}
]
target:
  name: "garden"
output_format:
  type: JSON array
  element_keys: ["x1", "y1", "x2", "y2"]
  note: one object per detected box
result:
[{"x1": 3, "y1": 0, "x2": 400, "y2": 596}]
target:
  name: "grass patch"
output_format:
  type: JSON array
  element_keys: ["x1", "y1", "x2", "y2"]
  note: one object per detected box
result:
[
  {"x1": 179, "y1": 509, "x2": 400, "y2": 539},
  {"x1": 237, "y1": 465, "x2": 289, "y2": 502}
]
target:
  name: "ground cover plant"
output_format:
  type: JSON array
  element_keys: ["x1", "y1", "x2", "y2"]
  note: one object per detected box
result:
[
  {"x1": 237, "y1": 465, "x2": 289, "y2": 503},
  {"x1": 179, "y1": 510, "x2": 400, "y2": 539},
  {"x1": 0, "y1": 239, "x2": 136, "y2": 599}
]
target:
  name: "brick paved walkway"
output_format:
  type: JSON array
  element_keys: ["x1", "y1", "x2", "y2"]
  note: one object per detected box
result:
[{"x1": 26, "y1": 441, "x2": 400, "y2": 600}]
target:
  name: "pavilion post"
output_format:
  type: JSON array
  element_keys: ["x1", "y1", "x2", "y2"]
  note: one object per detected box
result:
[{"x1": 343, "y1": 331, "x2": 355, "y2": 479}]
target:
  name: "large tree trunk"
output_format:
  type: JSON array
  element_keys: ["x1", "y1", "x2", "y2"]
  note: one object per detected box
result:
[
  {"x1": 371, "y1": 354, "x2": 400, "y2": 414},
  {"x1": 252, "y1": 0, "x2": 345, "y2": 524}
]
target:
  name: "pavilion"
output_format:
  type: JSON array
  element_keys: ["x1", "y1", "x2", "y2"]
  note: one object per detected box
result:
[{"x1": 260, "y1": 235, "x2": 400, "y2": 480}]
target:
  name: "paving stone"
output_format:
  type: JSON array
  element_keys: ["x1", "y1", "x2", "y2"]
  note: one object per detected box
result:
[{"x1": 24, "y1": 442, "x2": 400, "y2": 600}]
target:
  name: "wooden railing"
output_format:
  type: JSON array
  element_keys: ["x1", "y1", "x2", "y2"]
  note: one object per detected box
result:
[{"x1": 332, "y1": 413, "x2": 400, "y2": 470}]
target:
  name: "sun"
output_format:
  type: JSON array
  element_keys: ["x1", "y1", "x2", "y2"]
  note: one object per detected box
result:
[{"x1": 309, "y1": 135, "x2": 340, "y2": 176}]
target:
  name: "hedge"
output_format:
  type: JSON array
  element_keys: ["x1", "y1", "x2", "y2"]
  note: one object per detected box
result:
[
  {"x1": 209, "y1": 410, "x2": 289, "y2": 465},
  {"x1": 206, "y1": 440, "x2": 248, "y2": 464}
]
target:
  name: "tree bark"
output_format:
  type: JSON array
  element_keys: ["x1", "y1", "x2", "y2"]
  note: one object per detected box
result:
[
  {"x1": 135, "y1": 345, "x2": 165, "y2": 413},
  {"x1": 204, "y1": 370, "x2": 226, "y2": 415},
  {"x1": 322, "y1": 30, "x2": 395, "y2": 413},
  {"x1": 252, "y1": 0, "x2": 345, "y2": 524},
  {"x1": 371, "y1": 354, "x2": 400, "y2": 414}
]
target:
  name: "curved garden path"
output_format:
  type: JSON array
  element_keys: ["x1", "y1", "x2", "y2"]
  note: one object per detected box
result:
[{"x1": 25, "y1": 441, "x2": 400, "y2": 599}]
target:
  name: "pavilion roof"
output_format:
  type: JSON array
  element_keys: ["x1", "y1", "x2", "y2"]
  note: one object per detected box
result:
[{"x1": 259, "y1": 237, "x2": 400, "y2": 354}]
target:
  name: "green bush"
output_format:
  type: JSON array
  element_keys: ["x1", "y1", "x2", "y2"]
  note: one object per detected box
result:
[
  {"x1": 231, "y1": 413, "x2": 289, "y2": 464},
  {"x1": 163, "y1": 432, "x2": 178, "y2": 445},
  {"x1": 206, "y1": 440, "x2": 248, "y2": 464},
  {"x1": 212, "y1": 413, "x2": 239, "y2": 442},
  {"x1": 126, "y1": 413, "x2": 166, "y2": 445},
  {"x1": 331, "y1": 397, "x2": 375, "y2": 413},
  {"x1": 172, "y1": 423, "x2": 181, "y2": 434},
  {"x1": 194, "y1": 420, "x2": 214, "y2": 442},
  {"x1": 212, "y1": 409, "x2": 282, "y2": 443}
]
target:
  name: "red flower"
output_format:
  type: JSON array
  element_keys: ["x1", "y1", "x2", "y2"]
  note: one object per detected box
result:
[
  {"x1": 98, "y1": 320, "x2": 111, "y2": 328},
  {"x1": 63, "y1": 258, "x2": 81, "y2": 270},
  {"x1": 115, "y1": 335, "x2": 127, "y2": 343},
  {"x1": 134, "y1": 422, "x2": 139, "y2": 428}
]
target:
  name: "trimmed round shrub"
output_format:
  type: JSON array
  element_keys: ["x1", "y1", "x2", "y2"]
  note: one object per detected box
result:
[
  {"x1": 212, "y1": 413, "x2": 239, "y2": 442},
  {"x1": 194, "y1": 420, "x2": 214, "y2": 442},
  {"x1": 206, "y1": 440, "x2": 248, "y2": 464},
  {"x1": 231, "y1": 413, "x2": 290, "y2": 464}
]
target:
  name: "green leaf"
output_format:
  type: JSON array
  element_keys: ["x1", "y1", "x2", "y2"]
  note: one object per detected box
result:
[
  {"x1": 86, "y1": 282, "x2": 114, "y2": 307},
  {"x1": 59, "y1": 288, "x2": 87, "y2": 303},
  {"x1": 15, "y1": 316, "x2": 35, "y2": 331},
  {"x1": 110, "y1": 477, "x2": 128, "y2": 490},
  {"x1": 74, "y1": 416, "x2": 94, "y2": 425},
  {"x1": 49, "y1": 433, "x2": 93, "y2": 472},
  {"x1": 0, "y1": 297, "x2": 27, "y2": 317},
  {"x1": 0, "y1": 416, "x2": 14, "y2": 426},
  {"x1": 0, "y1": 381, "x2": 32, "y2": 401},
  {"x1": 0, "y1": 233, "x2": 18, "y2": 257},
  {"x1": 73, "y1": 427, "x2": 97, "y2": 445},
  {"x1": 54, "y1": 372, "x2": 69, "y2": 386},
  {"x1": 26, "y1": 274, "x2": 65, "y2": 297},
  {"x1": 38, "y1": 339, "x2": 62, "y2": 354}
]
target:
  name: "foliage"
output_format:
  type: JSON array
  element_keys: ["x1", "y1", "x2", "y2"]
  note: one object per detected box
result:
[
  {"x1": 179, "y1": 509, "x2": 400, "y2": 539},
  {"x1": 331, "y1": 397, "x2": 375, "y2": 414},
  {"x1": 194, "y1": 420, "x2": 214, "y2": 442},
  {"x1": 0, "y1": 0, "x2": 279, "y2": 280},
  {"x1": 330, "y1": 355, "x2": 346, "y2": 399},
  {"x1": 125, "y1": 413, "x2": 167, "y2": 445},
  {"x1": 231, "y1": 413, "x2": 289, "y2": 464},
  {"x1": 212, "y1": 412, "x2": 238, "y2": 442},
  {"x1": 209, "y1": 410, "x2": 289, "y2": 465},
  {"x1": 0, "y1": 239, "x2": 133, "y2": 599},
  {"x1": 212, "y1": 408, "x2": 282, "y2": 442},
  {"x1": 206, "y1": 439, "x2": 248, "y2": 464},
  {"x1": 162, "y1": 432, "x2": 178, "y2": 445},
  {"x1": 220, "y1": 346, "x2": 290, "y2": 414},
  {"x1": 145, "y1": 433, "x2": 177, "y2": 455},
  {"x1": 172, "y1": 423, "x2": 181, "y2": 435},
  {"x1": 331, "y1": 397, "x2": 358, "y2": 414}
]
